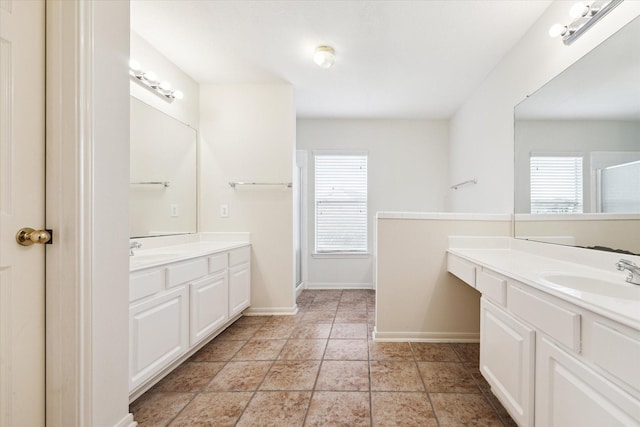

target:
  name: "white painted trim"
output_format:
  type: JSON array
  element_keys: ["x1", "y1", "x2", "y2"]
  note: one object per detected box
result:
[
  {"x1": 312, "y1": 252, "x2": 371, "y2": 259},
  {"x1": 113, "y1": 413, "x2": 137, "y2": 427},
  {"x1": 377, "y1": 212, "x2": 512, "y2": 221},
  {"x1": 515, "y1": 213, "x2": 640, "y2": 221},
  {"x1": 372, "y1": 330, "x2": 480, "y2": 343},
  {"x1": 46, "y1": 2, "x2": 94, "y2": 425},
  {"x1": 306, "y1": 282, "x2": 374, "y2": 290},
  {"x1": 243, "y1": 306, "x2": 299, "y2": 316},
  {"x1": 295, "y1": 281, "x2": 306, "y2": 298}
]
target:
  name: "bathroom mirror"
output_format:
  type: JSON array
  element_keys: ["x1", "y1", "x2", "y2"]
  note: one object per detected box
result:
[
  {"x1": 514, "y1": 16, "x2": 640, "y2": 255},
  {"x1": 130, "y1": 97, "x2": 197, "y2": 237}
]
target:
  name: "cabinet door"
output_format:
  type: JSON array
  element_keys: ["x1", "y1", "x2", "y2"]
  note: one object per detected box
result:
[
  {"x1": 536, "y1": 335, "x2": 640, "y2": 427},
  {"x1": 190, "y1": 272, "x2": 229, "y2": 346},
  {"x1": 229, "y1": 262, "x2": 250, "y2": 317},
  {"x1": 480, "y1": 298, "x2": 535, "y2": 427},
  {"x1": 129, "y1": 286, "x2": 189, "y2": 392}
]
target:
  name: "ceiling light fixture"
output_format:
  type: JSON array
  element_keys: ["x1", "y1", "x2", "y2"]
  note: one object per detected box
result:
[
  {"x1": 549, "y1": 0, "x2": 623, "y2": 45},
  {"x1": 314, "y1": 45, "x2": 336, "y2": 69},
  {"x1": 128, "y1": 59, "x2": 184, "y2": 101}
]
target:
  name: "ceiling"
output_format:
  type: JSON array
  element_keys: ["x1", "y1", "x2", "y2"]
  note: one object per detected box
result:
[{"x1": 131, "y1": 0, "x2": 552, "y2": 119}]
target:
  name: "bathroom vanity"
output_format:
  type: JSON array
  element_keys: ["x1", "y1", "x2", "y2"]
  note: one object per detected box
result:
[
  {"x1": 448, "y1": 239, "x2": 640, "y2": 427},
  {"x1": 128, "y1": 235, "x2": 251, "y2": 399}
]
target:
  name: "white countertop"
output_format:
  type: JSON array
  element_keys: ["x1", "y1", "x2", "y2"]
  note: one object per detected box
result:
[
  {"x1": 130, "y1": 241, "x2": 249, "y2": 272},
  {"x1": 448, "y1": 247, "x2": 640, "y2": 330}
]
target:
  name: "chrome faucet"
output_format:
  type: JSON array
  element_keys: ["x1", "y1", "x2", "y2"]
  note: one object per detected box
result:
[
  {"x1": 616, "y1": 259, "x2": 640, "y2": 286},
  {"x1": 130, "y1": 241, "x2": 142, "y2": 256}
]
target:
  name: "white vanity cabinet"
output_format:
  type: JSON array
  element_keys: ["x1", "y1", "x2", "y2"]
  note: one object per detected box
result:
[
  {"x1": 480, "y1": 298, "x2": 535, "y2": 427},
  {"x1": 129, "y1": 244, "x2": 251, "y2": 396},
  {"x1": 447, "y1": 252, "x2": 640, "y2": 427},
  {"x1": 229, "y1": 247, "x2": 251, "y2": 317},
  {"x1": 129, "y1": 286, "x2": 189, "y2": 391}
]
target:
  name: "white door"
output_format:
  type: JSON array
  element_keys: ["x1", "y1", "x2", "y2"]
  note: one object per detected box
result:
[{"x1": 0, "y1": 0, "x2": 46, "y2": 426}]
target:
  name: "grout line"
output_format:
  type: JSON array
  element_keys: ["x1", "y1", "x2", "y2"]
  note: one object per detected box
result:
[{"x1": 410, "y1": 341, "x2": 442, "y2": 427}]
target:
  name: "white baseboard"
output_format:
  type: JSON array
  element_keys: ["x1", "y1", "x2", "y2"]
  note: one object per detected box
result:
[
  {"x1": 372, "y1": 329, "x2": 479, "y2": 343},
  {"x1": 114, "y1": 413, "x2": 137, "y2": 427},
  {"x1": 295, "y1": 282, "x2": 305, "y2": 298},
  {"x1": 244, "y1": 306, "x2": 299, "y2": 316},
  {"x1": 306, "y1": 282, "x2": 373, "y2": 290}
]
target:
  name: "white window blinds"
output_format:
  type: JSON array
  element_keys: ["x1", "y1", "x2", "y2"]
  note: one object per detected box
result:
[
  {"x1": 315, "y1": 154, "x2": 368, "y2": 253},
  {"x1": 530, "y1": 155, "x2": 583, "y2": 214}
]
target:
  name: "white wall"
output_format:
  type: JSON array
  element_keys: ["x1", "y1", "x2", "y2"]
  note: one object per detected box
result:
[
  {"x1": 92, "y1": 1, "x2": 131, "y2": 425},
  {"x1": 130, "y1": 31, "x2": 199, "y2": 128},
  {"x1": 297, "y1": 119, "x2": 449, "y2": 288},
  {"x1": 449, "y1": 1, "x2": 640, "y2": 213},
  {"x1": 199, "y1": 84, "x2": 296, "y2": 313}
]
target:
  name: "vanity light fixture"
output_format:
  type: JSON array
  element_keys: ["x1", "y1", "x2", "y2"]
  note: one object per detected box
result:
[
  {"x1": 549, "y1": 0, "x2": 623, "y2": 45},
  {"x1": 314, "y1": 45, "x2": 336, "y2": 69},
  {"x1": 129, "y1": 59, "x2": 184, "y2": 101}
]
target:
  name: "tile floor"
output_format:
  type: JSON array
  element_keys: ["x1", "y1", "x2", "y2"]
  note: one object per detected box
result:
[{"x1": 130, "y1": 289, "x2": 517, "y2": 426}]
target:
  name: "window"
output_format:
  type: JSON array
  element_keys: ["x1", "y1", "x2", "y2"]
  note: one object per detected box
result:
[
  {"x1": 530, "y1": 155, "x2": 583, "y2": 214},
  {"x1": 315, "y1": 153, "x2": 367, "y2": 253}
]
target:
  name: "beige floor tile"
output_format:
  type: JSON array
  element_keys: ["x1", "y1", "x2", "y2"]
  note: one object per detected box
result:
[
  {"x1": 338, "y1": 301, "x2": 367, "y2": 311},
  {"x1": 236, "y1": 391, "x2": 312, "y2": 427},
  {"x1": 253, "y1": 322, "x2": 296, "y2": 339},
  {"x1": 484, "y1": 389, "x2": 519, "y2": 426},
  {"x1": 205, "y1": 361, "x2": 271, "y2": 392},
  {"x1": 369, "y1": 342, "x2": 413, "y2": 360},
  {"x1": 151, "y1": 362, "x2": 225, "y2": 393},
  {"x1": 291, "y1": 323, "x2": 332, "y2": 339},
  {"x1": 304, "y1": 392, "x2": 370, "y2": 427},
  {"x1": 300, "y1": 311, "x2": 336, "y2": 324},
  {"x1": 330, "y1": 323, "x2": 368, "y2": 339},
  {"x1": 216, "y1": 322, "x2": 262, "y2": 340},
  {"x1": 234, "y1": 315, "x2": 270, "y2": 326},
  {"x1": 430, "y1": 393, "x2": 503, "y2": 426},
  {"x1": 411, "y1": 342, "x2": 460, "y2": 362},
  {"x1": 334, "y1": 311, "x2": 369, "y2": 323},
  {"x1": 451, "y1": 342, "x2": 480, "y2": 366},
  {"x1": 309, "y1": 300, "x2": 339, "y2": 311},
  {"x1": 418, "y1": 362, "x2": 480, "y2": 393},
  {"x1": 260, "y1": 360, "x2": 321, "y2": 391},
  {"x1": 130, "y1": 392, "x2": 194, "y2": 427},
  {"x1": 278, "y1": 339, "x2": 327, "y2": 360},
  {"x1": 168, "y1": 392, "x2": 252, "y2": 427},
  {"x1": 315, "y1": 361, "x2": 370, "y2": 391},
  {"x1": 232, "y1": 339, "x2": 286, "y2": 361},
  {"x1": 370, "y1": 361, "x2": 424, "y2": 391},
  {"x1": 371, "y1": 392, "x2": 438, "y2": 427},
  {"x1": 324, "y1": 339, "x2": 369, "y2": 360},
  {"x1": 189, "y1": 339, "x2": 246, "y2": 362}
]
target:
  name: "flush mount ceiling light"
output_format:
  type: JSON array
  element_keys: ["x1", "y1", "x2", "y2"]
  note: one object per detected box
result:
[
  {"x1": 548, "y1": 0, "x2": 623, "y2": 45},
  {"x1": 313, "y1": 45, "x2": 336, "y2": 69},
  {"x1": 129, "y1": 59, "x2": 184, "y2": 101}
]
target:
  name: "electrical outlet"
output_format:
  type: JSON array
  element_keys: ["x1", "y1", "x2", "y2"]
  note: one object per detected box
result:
[
  {"x1": 170, "y1": 204, "x2": 179, "y2": 217},
  {"x1": 220, "y1": 204, "x2": 229, "y2": 218}
]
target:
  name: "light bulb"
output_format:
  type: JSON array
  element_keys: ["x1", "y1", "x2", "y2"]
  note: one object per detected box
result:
[
  {"x1": 128, "y1": 59, "x2": 141, "y2": 72},
  {"x1": 159, "y1": 81, "x2": 171, "y2": 91},
  {"x1": 569, "y1": 2, "x2": 589, "y2": 18},
  {"x1": 143, "y1": 71, "x2": 157, "y2": 84},
  {"x1": 549, "y1": 23, "x2": 567, "y2": 38},
  {"x1": 172, "y1": 90, "x2": 184, "y2": 100},
  {"x1": 314, "y1": 46, "x2": 336, "y2": 69}
]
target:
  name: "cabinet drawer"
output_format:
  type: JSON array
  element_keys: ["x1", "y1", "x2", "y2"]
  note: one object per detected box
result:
[
  {"x1": 477, "y1": 270, "x2": 507, "y2": 306},
  {"x1": 591, "y1": 321, "x2": 640, "y2": 393},
  {"x1": 166, "y1": 258, "x2": 208, "y2": 288},
  {"x1": 208, "y1": 253, "x2": 228, "y2": 273},
  {"x1": 229, "y1": 246, "x2": 250, "y2": 267},
  {"x1": 447, "y1": 254, "x2": 476, "y2": 287},
  {"x1": 508, "y1": 284, "x2": 581, "y2": 352},
  {"x1": 130, "y1": 269, "x2": 164, "y2": 302}
]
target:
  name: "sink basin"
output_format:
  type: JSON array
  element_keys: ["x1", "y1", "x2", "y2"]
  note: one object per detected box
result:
[
  {"x1": 541, "y1": 273, "x2": 640, "y2": 300},
  {"x1": 130, "y1": 252, "x2": 179, "y2": 264}
]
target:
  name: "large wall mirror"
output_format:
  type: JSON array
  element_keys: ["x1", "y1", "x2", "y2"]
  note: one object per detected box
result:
[
  {"x1": 130, "y1": 97, "x2": 197, "y2": 237},
  {"x1": 514, "y1": 16, "x2": 640, "y2": 255}
]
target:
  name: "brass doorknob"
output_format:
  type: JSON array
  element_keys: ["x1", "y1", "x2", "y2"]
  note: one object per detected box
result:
[{"x1": 16, "y1": 228, "x2": 52, "y2": 246}]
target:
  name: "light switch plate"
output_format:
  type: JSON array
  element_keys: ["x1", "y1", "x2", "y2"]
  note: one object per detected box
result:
[
  {"x1": 220, "y1": 204, "x2": 229, "y2": 217},
  {"x1": 170, "y1": 204, "x2": 179, "y2": 217}
]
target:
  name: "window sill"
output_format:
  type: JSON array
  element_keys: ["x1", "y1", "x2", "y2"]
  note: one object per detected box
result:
[{"x1": 312, "y1": 252, "x2": 371, "y2": 259}]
